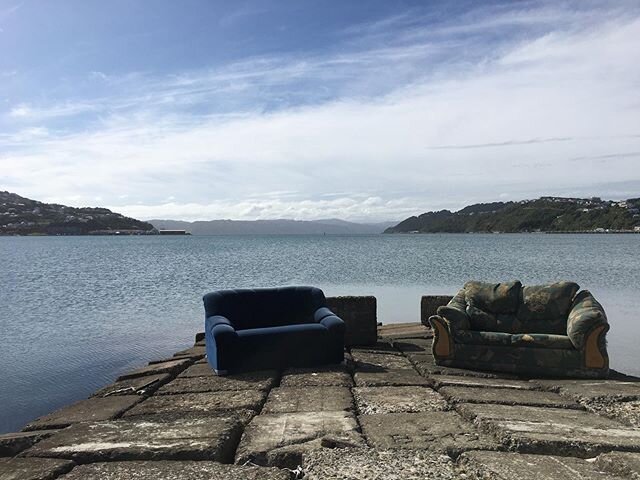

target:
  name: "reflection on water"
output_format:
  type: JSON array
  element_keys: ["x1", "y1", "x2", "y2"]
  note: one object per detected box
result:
[{"x1": 1, "y1": 233, "x2": 639, "y2": 433}]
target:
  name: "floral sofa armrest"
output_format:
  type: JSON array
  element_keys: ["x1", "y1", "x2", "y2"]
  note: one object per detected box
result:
[{"x1": 567, "y1": 290, "x2": 610, "y2": 369}]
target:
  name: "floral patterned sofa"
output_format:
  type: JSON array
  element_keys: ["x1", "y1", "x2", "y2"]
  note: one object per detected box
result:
[{"x1": 429, "y1": 280, "x2": 609, "y2": 378}]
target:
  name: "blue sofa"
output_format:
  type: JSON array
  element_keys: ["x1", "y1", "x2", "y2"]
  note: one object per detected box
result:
[{"x1": 203, "y1": 287, "x2": 345, "y2": 374}]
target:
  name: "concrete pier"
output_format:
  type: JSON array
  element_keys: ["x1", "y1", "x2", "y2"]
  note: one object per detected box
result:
[{"x1": 2, "y1": 297, "x2": 640, "y2": 479}]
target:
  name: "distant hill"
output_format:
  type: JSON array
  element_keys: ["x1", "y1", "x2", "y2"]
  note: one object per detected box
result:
[
  {"x1": 150, "y1": 218, "x2": 394, "y2": 235},
  {"x1": 385, "y1": 196, "x2": 640, "y2": 233},
  {"x1": 0, "y1": 191, "x2": 155, "y2": 235}
]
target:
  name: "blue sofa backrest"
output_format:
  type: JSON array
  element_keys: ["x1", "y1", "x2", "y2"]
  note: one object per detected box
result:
[{"x1": 203, "y1": 286, "x2": 327, "y2": 330}]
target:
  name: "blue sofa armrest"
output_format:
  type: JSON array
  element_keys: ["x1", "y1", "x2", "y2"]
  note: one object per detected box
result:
[
  {"x1": 320, "y1": 314, "x2": 345, "y2": 335},
  {"x1": 314, "y1": 307, "x2": 335, "y2": 323}
]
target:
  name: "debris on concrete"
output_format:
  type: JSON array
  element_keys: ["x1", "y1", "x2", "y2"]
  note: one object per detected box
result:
[
  {"x1": 584, "y1": 398, "x2": 640, "y2": 428},
  {"x1": 91, "y1": 374, "x2": 171, "y2": 397},
  {"x1": 280, "y1": 367, "x2": 354, "y2": 387},
  {"x1": 595, "y1": 451, "x2": 640, "y2": 479}
]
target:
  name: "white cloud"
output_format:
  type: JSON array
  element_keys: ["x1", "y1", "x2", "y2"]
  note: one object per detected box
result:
[{"x1": 2, "y1": 2, "x2": 640, "y2": 221}]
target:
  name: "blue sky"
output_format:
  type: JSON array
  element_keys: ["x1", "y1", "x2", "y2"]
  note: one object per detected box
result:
[{"x1": 1, "y1": 0, "x2": 640, "y2": 221}]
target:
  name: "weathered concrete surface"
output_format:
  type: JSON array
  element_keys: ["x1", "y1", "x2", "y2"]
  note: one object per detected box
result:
[
  {"x1": 25, "y1": 416, "x2": 244, "y2": 464},
  {"x1": 117, "y1": 358, "x2": 191, "y2": 380},
  {"x1": 302, "y1": 448, "x2": 461, "y2": 480},
  {"x1": 350, "y1": 340, "x2": 400, "y2": 355},
  {"x1": 280, "y1": 367, "x2": 353, "y2": 387},
  {"x1": 378, "y1": 322, "x2": 431, "y2": 340},
  {"x1": 458, "y1": 450, "x2": 622, "y2": 479},
  {"x1": 172, "y1": 346, "x2": 206, "y2": 359},
  {"x1": 326, "y1": 295, "x2": 377, "y2": 346},
  {"x1": 156, "y1": 370, "x2": 278, "y2": 394},
  {"x1": 534, "y1": 379, "x2": 640, "y2": 401},
  {"x1": 439, "y1": 386, "x2": 581, "y2": 409},
  {"x1": 354, "y1": 386, "x2": 448, "y2": 414},
  {"x1": 58, "y1": 461, "x2": 290, "y2": 480},
  {"x1": 457, "y1": 403, "x2": 640, "y2": 457},
  {"x1": 352, "y1": 351, "x2": 415, "y2": 371},
  {"x1": 0, "y1": 430, "x2": 59, "y2": 457},
  {"x1": 429, "y1": 375, "x2": 536, "y2": 390},
  {"x1": 0, "y1": 457, "x2": 75, "y2": 480},
  {"x1": 359, "y1": 412, "x2": 499, "y2": 456},
  {"x1": 595, "y1": 451, "x2": 640, "y2": 479},
  {"x1": 262, "y1": 387, "x2": 354, "y2": 413},
  {"x1": 421, "y1": 295, "x2": 454, "y2": 326},
  {"x1": 411, "y1": 357, "x2": 520, "y2": 379},
  {"x1": 354, "y1": 368, "x2": 431, "y2": 387},
  {"x1": 393, "y1": 338, "x2": 433, "y2": 353},
  {"x1": 123, "y1": 391, "x2": 266, "y2": 418},
  {"x1": 585, "y1": 399, "x2": 640, "y2": 427},
  {"x1": 235, "y1": 411, "x2": 363, "y2": 466},
  {"x1": 23, "y1": 396, "x2": 142, "y2": 431},
  {"x1": 91, "y1": 374, "x2": 171, "y2": 397},
  {"x1": 177, "y1": 363, "x2": 216, "y2": 378}
]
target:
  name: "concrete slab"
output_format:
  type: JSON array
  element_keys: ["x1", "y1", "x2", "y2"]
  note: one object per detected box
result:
[
  {"x1": 172, "y1": 346, "x2": 206, "y2": 359},
  {"x1": 585, "y1": 399, "x2": 640, "y2": 428},
  {"x1": 235, "y1": 411, "x2": 363, "y2": 467},
  {"x1": 280, "y1": 368, "x2": 354, "y2": 387},
  {"x1": 350, "y1": 341, "x2": 401, "y2": 356},
  {"x1": 123, "y1": 390, "x2": 266, "y2": 418},
  {"x1": 58, "y1": 461, "x2": 290, "y2": 480},
  {"x1": 354, "y1": 386, "x2": 448, "y2": 414},
  {"x1": 0, "y1": 430, "x2": 59, "y2": 457},
  {"x1": 262, "y1": 387, "x2": 354, "y2": 413},
  {"x1": 429, "y1": 375, "x2": 536, "y2": 390},
  {"x1": 91, "y1": 374, "x2": 171, "y2": 397},
  {"x1": 457, "y1": 403, "x2": 640, "y2": 457},
  {"x1": 0, "y1": 457, "x2": 74, "y2": 480},
  {"x1": 439, "y1": 386, "x2": 582, "y2": 409},
  {"x1": 352, "y1": 351, "x2": 414, "y2": 371},
  {"x1": 393, "y1": 338, "x2": 433, "y2": 353},
  {"x1": 24, "y1": 416, "x2": 243, "y2": 464},
  {"x1": 378, "y1": 323, "x2": 430, "y2": 340},
  {"x1": 176, "y1": 363, "x2": 216, "y2": 378},
  {"x1": 302, "y1": 448, "x2": 460, "y2": 480},
  {"x1": 359, "y1": 412, "x2": 499, "y2": 456},
  {"x1": 534, "y1": 380, "x2": 640, "y2": 401},
  {"x1": 459, "y1": 450, "x2": 623, "y2": 480},
  {"x1": 354, "y1": 369, "x2": 431, "y2": 387},
  {"x1": 156, "y1": 370, "x2": 278, "y2": 394},
  {"x1": 596, "y1": 451, "x2": 640, "y2": 479},
  {"x1": 411, "y1": 359, "x2": 521, "y2": 379},
  {"x1": 117, "y1": 358, "x2": 191, "y2": 381},
  {"x1": 23, "y1": 396, "x2": 142, "y2": 431}
]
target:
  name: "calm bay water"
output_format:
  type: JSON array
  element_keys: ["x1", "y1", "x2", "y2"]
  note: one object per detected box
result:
[{"x1": 1, "y1": 233, "x2": 639, "y2": 433}]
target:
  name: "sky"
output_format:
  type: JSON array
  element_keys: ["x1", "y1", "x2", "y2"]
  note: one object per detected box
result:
[{"x1": 1, "y1": 0, "x2": 639, "y2": 222}]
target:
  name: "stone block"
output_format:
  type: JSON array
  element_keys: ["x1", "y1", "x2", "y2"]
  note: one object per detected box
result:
[
  {"x1": 459, "y1": 450, "x2": 619, "y2": 480},
  {"x1": 23, "y1": 396, "x2": 142, "y2": 431},
  {"x1": 585, "y1": 398, "x2": 640, "y2": 428},
  {"x1": 595, "y1": 451, "x2": 640, "y2": 479},
  {"x1": 354, "y1": 369, "x2": 431, "y2": 387},
  {"x1": 58, "y1": 461, "x2": 290, "y2": 480},
  {"x1": 280, "y1": 367, "x2": 353, "y2": 387},
  {"x1": 393, "y1": 338, "x2": 433, "y2": 353},
  {"x1": 25, "y1": 416, "x2": 244, "y2": 464},
  {"x1": 411, "y1": 358, "x2": 520, "y2": 379},
  {"x1": 359, "y1": 412, "x2": 498, "y2": 456},
  {"x1": 378, "y1": 322, "x2": 430, "y2": 340},
  {"x1": 157, "y1": 370, "x2": 278, "y2": 394},
  {"x1": 0, "y1": 457, "x2": 74, "y2": 480},
  {"x1": 421, "y1": 295, "x2": 453, "y2": 325},
  {"x1": 172, "y1": 346, "x2": 206, "y2": 359},
  {"x1": 92, "y1": 374, "x2": 171, "y2": 397},
  {"x1": 235, "y1": 411, "x2": 363, "y2": 466},
  {"x1": 177, "y1": 363, "x2": 216, "y2": 378},
  {"x1": 262, "y1": 387, "x2": 354, "y2": 413},
  {"x1": 326, "y1": 296, "x2": 377, "y2": 346},
  {"x1": 123, "y1": 391, "x2": 266, "y2": 418},
  {"x1": 428, "y1": 375, "x2": 536, "y2": 390},
  {"x1": 302, "y1": 448, "x2": 459, "y2": 480},
  {"x1": 354, "y1": 386, "x2": 448, "y2": 414},
  {"x1": 0, "y1": 430, "x2": 59, "y2": 457},
  {"x1": 534, "y1": 379, "x2": 640, "y2": 401},
  {"x1": 457, "y1": 403, "x2": 640, "y2": 457},
  {"x1": 439, "y1": 386, "x2": 581, "y2": 409},
  {"x1": 117, "y1": 358, "x2": 191, "y2": 381},
  {"x1": 349, "y1": 341, "x2": 400, "y2": 355},
  {"x1": 352, "y1": 351, "x2": 414, "y2": 371}
]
